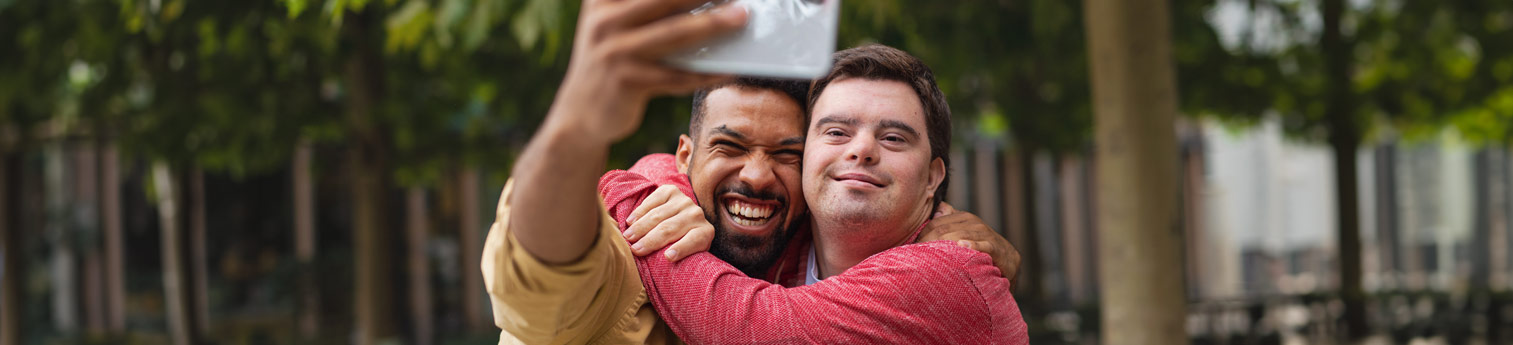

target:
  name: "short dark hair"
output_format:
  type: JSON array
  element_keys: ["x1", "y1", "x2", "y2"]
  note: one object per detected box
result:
[
  {"x1": 807, "y1": 44, "x2": 952, "y2": 205},
  {"x1": 690, "y1": 77, "x2": 811, "y2": 136}
]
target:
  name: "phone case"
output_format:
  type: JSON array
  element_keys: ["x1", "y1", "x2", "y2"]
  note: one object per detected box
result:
[{"x1": 667, "y1": 0, "x2": 840, "y2": 79}]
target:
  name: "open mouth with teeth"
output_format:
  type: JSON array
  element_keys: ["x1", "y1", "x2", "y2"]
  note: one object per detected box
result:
[{"x1": 723, "y1": 198, "x2": 778, "y2": 229}]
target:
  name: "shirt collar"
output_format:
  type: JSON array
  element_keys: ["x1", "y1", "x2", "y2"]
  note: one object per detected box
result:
[
  {"x1": 804, "y1": 245, "x2": 821, "y2": 286},
  {"x1": 802, "y1": 219, "x2": 932, "y2": 286}
]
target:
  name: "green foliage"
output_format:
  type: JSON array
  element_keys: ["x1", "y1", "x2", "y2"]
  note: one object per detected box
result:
[
  {"x1": 99, "y1": 0, "x2": 340, "y2": 176},
  {"x1": 7, "y1": 0, "x2": 1509, "y2": 185},
  {"x1": 0, "y1": 0, "x2": 580, "y2": 183},
  {"x1": 832, "y1": 0, "x2": 1095, "y2": 153},
  {"x1": 1222, "y1": 0, "x2": 1513, "y2": 146},
  {"x1": 0, "y1": 0, "x2": 88, "y2": 136},
  {"x1": 824, "y1": 0, "x2": 1295, "y2": 153}
]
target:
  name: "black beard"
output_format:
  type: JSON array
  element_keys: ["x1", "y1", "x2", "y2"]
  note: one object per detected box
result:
[{"x1": 704, "y1": 184, "x2": 794, "y2": 277}]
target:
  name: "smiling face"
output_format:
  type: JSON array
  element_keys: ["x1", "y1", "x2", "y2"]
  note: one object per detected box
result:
[
  {"x1": 677, "y1": 85, "x2": 808, "y2": 276},
  {"x1": 803, "y1": 77, "x2": 944, "y2": 233}
]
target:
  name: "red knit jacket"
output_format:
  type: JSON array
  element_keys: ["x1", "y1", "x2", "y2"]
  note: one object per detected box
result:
[{"x1": 598, "y1": 154, "x2": 1030, "y2": 344}]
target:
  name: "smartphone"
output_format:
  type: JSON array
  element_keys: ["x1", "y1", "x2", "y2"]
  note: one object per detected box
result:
[{"x1": 667, "y1": 0, "x2": 839, "y2": 79}]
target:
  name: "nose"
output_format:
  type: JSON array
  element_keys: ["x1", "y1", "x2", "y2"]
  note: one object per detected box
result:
[
  {"x1": 843, "y1": 136, "x2": 879, "y2": 166},
  {"x1": 739, "y1": 154, "x2": 778, "y2": 192}
]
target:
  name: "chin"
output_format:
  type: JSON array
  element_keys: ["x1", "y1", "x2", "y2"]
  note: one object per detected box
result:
[{"x1": 826, "y1": 196, "x2": 884, "y2": 216}]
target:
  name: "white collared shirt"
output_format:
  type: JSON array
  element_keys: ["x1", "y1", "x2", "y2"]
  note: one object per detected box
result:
[{"x1": 805, "y1": 246, "x2": 821, "y2": 285}]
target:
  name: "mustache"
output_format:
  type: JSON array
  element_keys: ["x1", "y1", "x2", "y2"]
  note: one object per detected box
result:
[{"x1": 717, "y1": 183, "x2": 786, "y2": 205}]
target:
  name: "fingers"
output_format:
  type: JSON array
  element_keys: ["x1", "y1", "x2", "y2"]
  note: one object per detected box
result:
[
  {"x1": 601, "y1": 0, "x2": 730, "y2": 30},
  {"x1": 953, "y1": 239, "x2": 991, "y2": 254},
  {"x1": 917, "y1": 213, "x2": 981, "y2": 243},
  {"x1": 619, "y1": 64, "x2": 732, "y2": 96},
  {"x1": 630, "y1": 207, "x2": 702, "y2": 256},
  {"x1": 609, "y1": 3, "x2": 747, "y2": 60},
  {"x1": 664, "y1": 224, "x2": 713, "y2": 261},
  {"x1": 625, "y1": 200, "x2": 681, "y2": 245},
  {"x1": 948, "y1": 239, "x2": 1018, "y2": 280},
  {"x1": 627, "y1": 185, "x2": 678, "y2": 225}
]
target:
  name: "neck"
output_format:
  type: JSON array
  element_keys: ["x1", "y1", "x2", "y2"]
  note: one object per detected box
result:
[{"x1": 810, "y1": 204, "x2": 933, "y2": 280}]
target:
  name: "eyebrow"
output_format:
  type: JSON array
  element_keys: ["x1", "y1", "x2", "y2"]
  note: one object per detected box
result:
[
  {"x1": 816, "y1": 114, "x2": 923, "y2": 139},
  {"x1": 813, "y1": 115, "x2": 858, "y2": 128},
  {"x1": 707, "y1": 125, "x2": 746, "y2": 141},
  {"x1": 709, "y1": 125, "x2": 803, "y2": 146},
  {"x1": 879, "y1": 119, "x2": 921, "y2": 139}
]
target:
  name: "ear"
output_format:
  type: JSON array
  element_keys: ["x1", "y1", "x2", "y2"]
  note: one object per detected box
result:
[
  {"x1": 925, "y1": 156, "x2": 946, "y2": 201},
  {"x1": 676, "y1": 134, "x2": 695, "y2": 175}
]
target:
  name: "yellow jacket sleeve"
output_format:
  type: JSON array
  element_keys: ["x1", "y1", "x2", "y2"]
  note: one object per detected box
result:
[{"x1": 481, "y1": 179, "x2": 649, "y2": 345}]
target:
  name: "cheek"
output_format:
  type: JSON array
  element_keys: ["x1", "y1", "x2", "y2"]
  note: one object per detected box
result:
[
  {"x1": 778, "y1": 168, "x2": 803, "y2": 195},
  {"x1": 886, "y1": 153, "x2": 933, "y2": 187},
  {"x1": 695, "y1": 160, "x2": 739, "y2": 192},
  {"x1": 801, "y1": 146, "x2": 840, "y2": 175}
]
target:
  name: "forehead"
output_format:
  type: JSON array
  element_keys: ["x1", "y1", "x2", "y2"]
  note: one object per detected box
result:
[
  {"x1": 701, "y1": 86, "x2": 806, "y2": 139},
  {"x1": 810, "y1": 78, "x2": 925, "y2": 130}
]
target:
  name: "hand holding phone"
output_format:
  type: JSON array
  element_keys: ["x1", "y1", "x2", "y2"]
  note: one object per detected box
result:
[{"x1": 667, "y1": 0, "x2": 840, "y2": 79}]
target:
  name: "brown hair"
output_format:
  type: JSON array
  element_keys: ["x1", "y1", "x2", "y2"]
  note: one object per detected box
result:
[{"x1": 807, "y1": 44, "x2": 952, "y2": 205}]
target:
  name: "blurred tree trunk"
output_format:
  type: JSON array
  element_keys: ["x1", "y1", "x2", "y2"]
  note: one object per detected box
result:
[
  {"x1": 1034, "y1": 153, "x2": 1065, "y2": 305},
  {"x1": 1321, "y1": 0, "x2": 1367, "y2": 338},
  {"x1": 457, "y1": 167, "x2": 486, "y2": 331},
  {"x1": 187, "y1": 169, "x2": 210, "y2": 336},
  {"x1": 406, "y1": 187, "x2": 434, "y2": 345},
  {"x1": 947, "y1": 149, "x2": 970, "y2": 214},
  {"x1": 1007, "y1": 145, "x2": 1045, "y2": 315},
  {"x1": 972, "y1": 140, "x2": 1003, "y2": 234},
  {"x1": 74, "y1": 145, "x2": 107, "y2": 334},
  {"x1": 1374, "y1": 143, "x2": 1401, "y2": 288},
  {"x1": 344, "y1": 9, "x2": 397, "y2": 345},
  {"x1": 45, "y1": 144, "x2": 78, "y2": 333},
  {"x1": 1083, "y1": 0, "x2": 1187, "y2": 343},
  {"x1": 292, "y1": 141, "x2": 319, "y2": 339},
  {"x1": 1497, "y1": 148, "x2": 1511, "y2": 344},
  {"x1": 1472, "y1": 148, "x2": 1502, "y2": 342},
  {"x1": 101, "y1": 143, "x2": 126, "y2": 332},
  {"x1": 1, "y1": 143, "x2": 19, "y2": 345},
  {"x1": 1473, "y1": 149, "x2": 1491, "y2": 289},
  {"x1": 1059, "y1": 156, "x2": 1090, "y2": 304},
  {"x1": 1491, "y1": 148, "x2": 1509, "y2": 289},
  {"x1": 1179, "y1": 124, "x2": 1205, "y2": 300},
  {"x1": 152, "y1": 163, "x2": 195, "y2": 345}
]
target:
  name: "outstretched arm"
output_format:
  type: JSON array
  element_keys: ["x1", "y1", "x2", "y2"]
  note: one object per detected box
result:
[{"x1": 508, "y1": 0, "x2": 747, "y2": 264}]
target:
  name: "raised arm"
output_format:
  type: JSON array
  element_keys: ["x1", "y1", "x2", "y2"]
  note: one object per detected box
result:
[{"x1": 507, "y1": 0, "x2": 747, "y2": 264}]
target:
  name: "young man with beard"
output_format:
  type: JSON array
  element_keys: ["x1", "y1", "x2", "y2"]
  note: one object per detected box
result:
[
  {"x1": 620, "y1": 44, "x2": 1030, "y2": 344},
  {"x1": 485, "y1": 0, "x2": 1021, "y2": 343}
]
